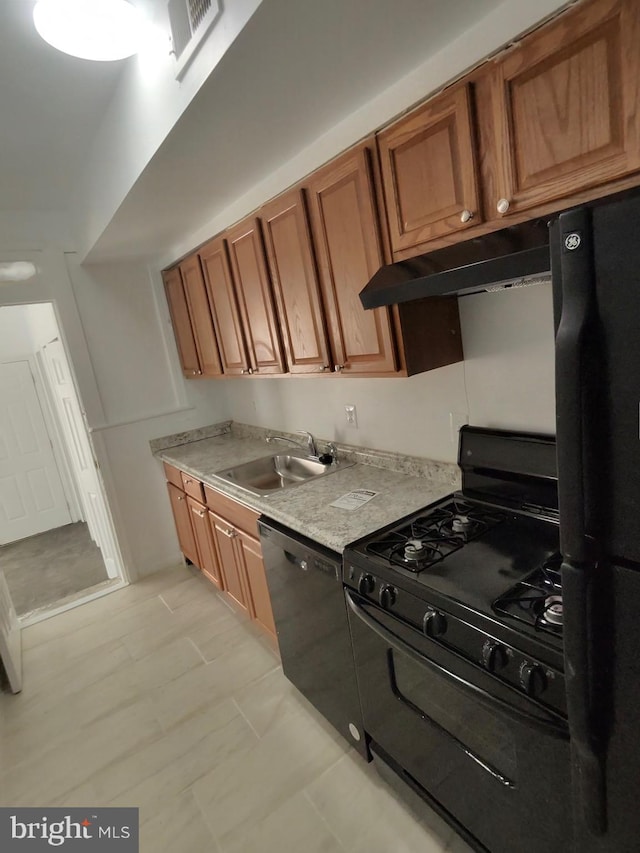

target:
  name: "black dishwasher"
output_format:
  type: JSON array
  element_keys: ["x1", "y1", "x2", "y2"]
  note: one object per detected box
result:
[{"x1": 258, "y1": 517, "x2": 369, "y2": 759}]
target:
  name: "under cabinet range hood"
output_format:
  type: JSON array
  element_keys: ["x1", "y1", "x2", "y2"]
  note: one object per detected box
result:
[{"x1": 359, "y1": 220, "x2": 551, "y2": 309}]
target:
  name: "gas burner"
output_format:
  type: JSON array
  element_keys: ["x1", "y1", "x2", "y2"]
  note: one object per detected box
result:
[
  {"x1": 451, "y1": 514, "x2": 472, "y2": 533},
  {"x1": 363, "y1": 497, "x2": 506, "y2": 573},
  {"x1": 541, "y1": 595, "x2": 563, "y2": 627},
  {"x1": 404, "y1": 538, "x2": 429, "y2": 561},
  {"x1": 493, "y1": 553, "x2": 564, "y2": 637}
]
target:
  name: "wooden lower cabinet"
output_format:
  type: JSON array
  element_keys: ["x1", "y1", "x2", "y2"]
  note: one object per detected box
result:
[
  {"x1": 166, "y1": 482, "x2": 199, "y2": 566},
  {"x1": 164, "y1": 466, "x2": 279, "y2": 647},
  {"x1": 237, "y1": 529, "x2": 277, "y2": 639},
  {"x1": 187, "y1": 496, "x2": 223, "y2": 589},
  {"x1": 209, "y1": 509, "x2": 251, "y2": 615}
]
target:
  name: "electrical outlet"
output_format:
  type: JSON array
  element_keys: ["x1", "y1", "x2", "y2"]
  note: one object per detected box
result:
[
  {"x1": 449, "y1": 411, "x2": 469, "y2": 443},
  {"x1": 345, "y1": 404, "x2": 358, "y2": 428}
]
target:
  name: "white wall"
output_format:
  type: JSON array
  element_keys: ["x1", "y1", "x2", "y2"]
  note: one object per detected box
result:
[
  {"x1": 64, "y1": 256, "x2": 231, "y2": 576},
  {"x1": 0, "y1": 307, "x2": 34, "y2": 360},
  {"x1": 221, "y1": 284, "x2": 556, "y2": 463},
  {"x1": 73, "y1": 0, "x2": 263, "y2": 259},
  {"x1": 0, "y1": 235, "x2": 231, "y2": 579}
]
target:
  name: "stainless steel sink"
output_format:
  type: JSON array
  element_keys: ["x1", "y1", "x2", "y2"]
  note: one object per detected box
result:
[{"x1": 215, "y1": 452, "x2": 352, "y2": 495}]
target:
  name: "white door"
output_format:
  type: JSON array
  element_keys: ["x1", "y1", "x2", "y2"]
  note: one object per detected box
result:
[
  {"x1": 0, "y1": 360, "x2": 72, "y2": 544},
  {"x1": 41, "y1": 339, "x2": 119, "y2": 580},
  {"x1": 0, "y1": 569, "x2": 22, "y2": 692}
]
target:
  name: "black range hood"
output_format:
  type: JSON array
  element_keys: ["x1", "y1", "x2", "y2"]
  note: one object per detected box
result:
[{"x1": 359, "y1": 219, "x2": 551, "y2": 309}]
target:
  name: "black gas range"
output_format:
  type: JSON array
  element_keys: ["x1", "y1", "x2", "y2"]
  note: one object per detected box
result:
[{"x1": 343, "y1": 426, "x2": 572, "y2": 853}]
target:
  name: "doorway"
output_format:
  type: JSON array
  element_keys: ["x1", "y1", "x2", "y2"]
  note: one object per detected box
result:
[{"x1": 0, "y1": 303, "x2": 124, "y2": 620}]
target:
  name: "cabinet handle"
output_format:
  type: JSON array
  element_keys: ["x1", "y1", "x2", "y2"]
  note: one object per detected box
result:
[
  {"x1": 460, "y1": 209, "x2": 474, "y2": 224},
  {"x1": 197, "y1": 510, "x2": 205, "y2": 518},
  {"x1": 497, "y1": 198, "x2": 511, "y2": 215},
  {"x1": 334, "y1": 364, "x2": 344, "y2": 372},
  {"x1": 321, "y1": 365, "x2": 330, "y2": 372}
]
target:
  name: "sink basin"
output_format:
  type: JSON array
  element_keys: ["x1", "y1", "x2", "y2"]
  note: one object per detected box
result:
[{"x1": 215, "y1": 452, "x2": 352, "y2": 495}]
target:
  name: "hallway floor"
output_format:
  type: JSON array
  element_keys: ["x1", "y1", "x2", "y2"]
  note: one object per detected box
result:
[
  {"x1": 1, "y1": 522, "x2": 109, "y2": 617},
  {"x1": 1, "y1": 564, "x2": 472, "y2": 853}
]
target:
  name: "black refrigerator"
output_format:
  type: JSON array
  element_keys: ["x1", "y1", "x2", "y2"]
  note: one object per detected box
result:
[{"x1": 552, "y1": 188, "x2": 640, "y2": 853}]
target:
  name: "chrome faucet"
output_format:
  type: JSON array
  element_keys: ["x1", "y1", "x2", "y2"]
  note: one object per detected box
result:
[{"x1": 266, "y1": 431, "x2": 318, "y2": 457}]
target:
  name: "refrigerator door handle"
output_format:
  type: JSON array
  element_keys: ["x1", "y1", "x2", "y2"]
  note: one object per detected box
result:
[
  {"x1": 555, "y1": 208, "x2": 593, "y2": 563},
  {"x1": 554, "y1": 208, "x2": 606, "y2": 835}
]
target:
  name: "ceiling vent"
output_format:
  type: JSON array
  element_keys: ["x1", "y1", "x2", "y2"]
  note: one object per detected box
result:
[{"x1": 168, "y1": 0, "x2": 222, "y2": 80}]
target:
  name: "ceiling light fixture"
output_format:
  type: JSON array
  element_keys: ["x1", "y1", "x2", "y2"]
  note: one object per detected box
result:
[
  {"x1": 0, "y1": 262, "x2": 38, "y2": 283},
  {"x1": 33, "y1": 0, "x2": 142, "y2": 61}
]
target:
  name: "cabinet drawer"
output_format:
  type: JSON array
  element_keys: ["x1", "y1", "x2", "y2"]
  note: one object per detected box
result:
[
  {"x1": 204, "y1": 484, "x2": 260, "y2": 537},
  {"x1": 163, "y1": 462, "x2": 184, "y2": 489},
  {"x1": 181, "y1": 472, "x2": 205, "y2": 502}
]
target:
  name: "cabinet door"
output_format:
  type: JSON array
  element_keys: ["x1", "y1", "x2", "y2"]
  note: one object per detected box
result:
[
  {"x1": 226, "y1": 218, "x2": 285, "y2": 375},
  {"x1": 163, "y1": 268, "x2": 201, "y2": 378},
  {"x1": 306, "y1": 141, "x2": 397, "y2": 376},
  {"x1": 187, "y1": 497, "x2": 223, "y2": 589},
  {"x1": 377, "y1": 84, "x2": 482, "y2": 252},
  {"x1": 199, "y1": 237, "x2": 251, "y2": 375},
  {"x1": 261, "y1": 190, "x2": 332, "y2": 374},
  {"x1": 237, "y1": 530, "x2": 277, "y2": 640},
  {"x1": 179, "y1": 254, "x2": 223, "y2": 377},
  {"x1": 167, "y1": 483, "x2": 199, "y2": 566},
  {"x1": 491, "y1": 0, "x2": 640, "y2": 219},
  {"x1": 209, "y1": 511, "x2": 250, "y2": 615}
]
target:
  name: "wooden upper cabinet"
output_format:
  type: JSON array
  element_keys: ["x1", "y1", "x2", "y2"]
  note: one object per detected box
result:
[
  {"x1": 260, "y1": 190, "x2": 332, "y2": 375},
  {"x1": 305, "y1": 141, "x2": 397, "y2": 376},
  {"x1": 179, "y1": 255, "x2": 223, "y2": 377},
  {"x1": 225, "y1": 218, "x2": 285, "y2": 375},
  {"x1": 199, "y1": 236, "x2": 251, "y2": 376},
  {"x1": 490, "y1": 0, "x2": 640, "y2": 219},
  {"x1": 162, "y1": 267, "x2": 201, "y2": 378},
  {"x1": 377, "y1": 84, "x2": 482, "y2": 254}
]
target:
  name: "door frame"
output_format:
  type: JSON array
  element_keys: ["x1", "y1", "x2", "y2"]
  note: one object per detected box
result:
[{"x1": 0, "y1": 299, "x2": 128, "y2": 622}]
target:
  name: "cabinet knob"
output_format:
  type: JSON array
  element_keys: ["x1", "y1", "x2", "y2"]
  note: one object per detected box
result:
[
  {"x1": 177, "y1": 496, "x2": 183, "y2": 502},
  {"x1": 497, "y1": 198, "x2": 511, "y2": 214},
  {"x1": 224, "y1": 527, "x2": 237, "y2": 538},
  {"x1": 197, "y1": 509, "x2": 205, "y2": 518},
  {"x1": 321, "y1": 365, "x2": 330, "y2": 372},
  {"x1": 334, "y1": 364, "x2": 344, "y2": 372},
  {"x1": 460, "y1": 209, "x2": 474, "y2": 224},
  {"x1": 241, "y1": 368, "x2": 249, "y2": 374},
  {"x1": 192, "y1": 370, "x2": 198, "y2": 375}
]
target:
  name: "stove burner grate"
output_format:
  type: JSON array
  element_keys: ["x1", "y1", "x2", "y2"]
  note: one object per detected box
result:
[
  {"x1": 492, "y1": 553, "x2": 563, "y2": 636},
  {"x1": 364, "y1": 498, "x2": 506, "y2": 573}
]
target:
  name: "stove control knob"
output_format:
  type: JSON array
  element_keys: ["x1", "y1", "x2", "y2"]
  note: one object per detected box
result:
[
  {"x1": 423, "y1": 609, "x2": 447, "y2": 638},
  {"x1": 520, "y1": 662, "x2": 547, "y2": 697},
  {"x1": 357, "y1": 572, "x2": 375, "y2": 596},
  {"x1": 379, "y1": 584, "x2": 397, "y2": 609},
  {"x1": 481, "y1": 640, "x2": 508, "y2": 673}
]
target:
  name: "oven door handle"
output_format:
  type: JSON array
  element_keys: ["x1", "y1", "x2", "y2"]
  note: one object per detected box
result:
[{"x1": 346, "y1": 590, "x2": 568, "y2": 739}]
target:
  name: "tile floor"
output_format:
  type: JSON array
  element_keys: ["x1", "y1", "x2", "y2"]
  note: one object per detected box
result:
[{"x1": 0, "y1": 564, "x2": 473, "y2": 853}]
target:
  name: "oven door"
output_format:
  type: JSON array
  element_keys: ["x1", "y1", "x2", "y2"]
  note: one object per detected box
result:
[{"x1": 346, "y1": 590, "x2": 572, "y2": 853}]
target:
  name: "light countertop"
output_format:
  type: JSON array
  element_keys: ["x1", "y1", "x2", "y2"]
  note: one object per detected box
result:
[{"x1": 156, "y1": 427, "x2": 458, "y2": 553}]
